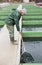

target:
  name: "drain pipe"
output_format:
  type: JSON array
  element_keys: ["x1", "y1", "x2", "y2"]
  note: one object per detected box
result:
[
  {"x1": 15, "y1": 5, "x2": 22, "y2": 65},
  {"x1": 15, "y1": 17, "x2": 22, "y2": 65},
  {"x1": 16, "y1": 17, "x2": 22, "y2": 65}
]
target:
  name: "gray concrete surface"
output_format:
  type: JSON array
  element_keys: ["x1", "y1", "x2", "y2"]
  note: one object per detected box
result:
[{"x1": 0, "y1": 25, "x2": 18, "y2": 65}]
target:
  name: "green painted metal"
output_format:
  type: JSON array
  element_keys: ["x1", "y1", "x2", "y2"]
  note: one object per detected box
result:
[
  {"x1": 26, "y1": 10, "x2": 42, "y2": 13},
  {"x1": 0, "y1": 16, "x2": 7, "y2": 19},
  {"x1": 22, "y1": 31, "x2": 42, "y2": 37},
  {"x1": 23, "y1": 4, "x2": 41, "y2": 9},
  {"x1": 22, "y1": 4, "x2": 42, "y2": 38},
  {"x1": 26, "y1": 12, "x2": 42, "y2": 15},
  {"x1": 23, "y1": 16, "x2": 42, "y2": 20},
  {"x1": 20, "y1": 63, "x2": 42, "y2": 65},
  {"x1": 0, "y1": 12, "x2": 11, "y2": 15},
  {"x1": 0, "y1": 21, "x2": 5, "y2": 26},
  {"x1": 24, "y1": 13, "x2": 42, "y2": 16},
  {"x1": 22, "y1": 20, "x2": 42, "y2": 26},
  {"x1": 23, "y1": 4, "x2": 42, "y2": 10}
]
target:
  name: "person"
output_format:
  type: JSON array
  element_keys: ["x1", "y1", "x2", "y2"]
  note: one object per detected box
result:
[{"x1": 6, "y1": 4, "x2": 26, "y2": 44}]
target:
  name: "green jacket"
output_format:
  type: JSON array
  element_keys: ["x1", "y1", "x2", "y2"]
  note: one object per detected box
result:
[{"x1": 6, "y1": 9, "x2": 21, "y2": 31}]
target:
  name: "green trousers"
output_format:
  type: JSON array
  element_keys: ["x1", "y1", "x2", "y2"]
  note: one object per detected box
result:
[{"x1": 6, "y1": 24, "x2": 14, "y2": 41}]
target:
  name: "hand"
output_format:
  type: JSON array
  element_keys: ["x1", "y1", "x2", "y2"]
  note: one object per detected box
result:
[{"x1": 19, "y1": 32, "x2": 22, "y2": 39}]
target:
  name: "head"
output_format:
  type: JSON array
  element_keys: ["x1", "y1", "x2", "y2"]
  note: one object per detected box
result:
[
  {"x1": 19, "y1": 10, "x2": 25, "y2": 16},
  {"x1": 19, "y1": 11, "x2": 24, "y2": 16},
  {"x1": 17, "y1": 5, "x2": 26, "y2": 16},
  {"x1": 19, "y1": 8, "x2": 26, "y2": 16}
]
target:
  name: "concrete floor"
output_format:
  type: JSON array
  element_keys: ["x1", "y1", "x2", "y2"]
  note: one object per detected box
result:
[{"x1": 0, "y1": 25, "x2": 18, "y2": 65}]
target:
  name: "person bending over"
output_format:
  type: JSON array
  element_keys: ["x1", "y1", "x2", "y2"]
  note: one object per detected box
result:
[{"x1": 6, "y1": 5, "x2": 26, "y2": 44}]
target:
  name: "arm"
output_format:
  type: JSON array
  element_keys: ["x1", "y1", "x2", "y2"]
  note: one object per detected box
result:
[
  {"x1": 13, "y1": 10, "x2": 21, "y2": 31},
  {"x1": 14, "y1": 11, "x2": 21, "y2": 31},
  {"x1": 14, "y1": 18, "x2": 20, "y2": 31}
]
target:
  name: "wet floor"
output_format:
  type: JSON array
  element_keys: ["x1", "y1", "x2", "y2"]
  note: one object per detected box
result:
[{"x1": 0, "y1": 25, "x2": 18, "y2": 65}]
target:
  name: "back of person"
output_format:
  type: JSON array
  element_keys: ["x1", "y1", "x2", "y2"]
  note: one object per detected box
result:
[
  {"x1": 5, "y1": 5, "x2": 26, "y2": 44},
  {"x1": 6, "y1": 9, "x2": 21, "y2": 26}
]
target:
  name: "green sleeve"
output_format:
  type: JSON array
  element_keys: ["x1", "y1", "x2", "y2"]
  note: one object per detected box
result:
[
  {"x1": 13, "y1": 10, "x2": 21, "y2": 31},
  {"x1": 14, "y1": 18, "x2": 20, "y2": 31}
]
